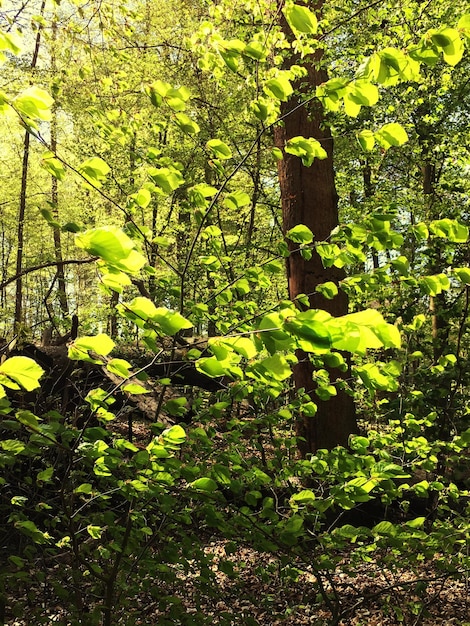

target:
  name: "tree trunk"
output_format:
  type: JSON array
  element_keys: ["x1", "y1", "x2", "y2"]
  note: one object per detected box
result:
[
  {"x1": 14, "y1": 0, "x2": 47, "y2": 331},
  {"x1": 51, "y1": 19, "x2": 69, "y2": 318},
  {"x1": 14, "y1": 131, "x2": 30, "y2": 330},
  {"x1": 274, "y1": 2, "x2": 357, "y2": 455}
]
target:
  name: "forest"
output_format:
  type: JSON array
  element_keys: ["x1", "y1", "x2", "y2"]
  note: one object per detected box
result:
[{"x1": 0, "y1": 0, "x2": 469, "y2": 624}]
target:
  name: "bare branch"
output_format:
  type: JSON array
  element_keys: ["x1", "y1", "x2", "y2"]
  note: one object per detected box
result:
[{"x1": 0, "y1": 257, "x2": 97, "y2": 290}]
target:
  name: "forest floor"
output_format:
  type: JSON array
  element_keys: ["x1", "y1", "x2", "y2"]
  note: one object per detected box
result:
[
  {"x1": 5, "y1": 381, "x2": 470, "y2": 625},
  {"x1": 7, "y1": 545, "x2": 470, "y2": 625},
  {"x1": 166, "y1": 541, "x2": 470, "y2": 625}
]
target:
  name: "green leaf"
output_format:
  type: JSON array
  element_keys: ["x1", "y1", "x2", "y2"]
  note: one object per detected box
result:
[
  {"x1": 284, "y1": 311, "x2": 332, "y2": 353},
  {"x1": 348, "y1": 80, "x2": 379, "y2": 106},
  {"x1": 37, "y1": 467, "x2": 53, "y2": 483},
  {"x1": 290, "y1": 490, "x2": 315, "y2": 506},
  {"x1": 132, "y1": 188, "x2": 152, "y2": 208},
  {"x1": 285, "y1": 136, "x2": 327, "y2": 166},
  {"x1": 349, "y1": 435, "x2": 370, "y2": 451},
  {"x1": 148, "y1": 167, "x2": 185, "y2": 194},
  {"x1": 204, "y1": 226, "x2": 221, "y2": 239},
  {"x1": 87, "y1": 525, "x2": 103, "y2": 539},
  {"x1": 284, "y1": 3, "x2": 318, "y2": 34},
  {"x1": 0, "y1": 440, "x2": 25, "y2": 454},
  {"x1": 223, "y1": 191, "x2": 251, "y2": 210},
  {"x1": 166, "y1": 86, "x2": 191, "y2": 111},
  {"x1": 243, "y1": 41, "x2": 267, "y2": 61},
  {"x1": 420, "y1": 274, "x2": 450, "y2": 296},
  {"x1": 430, "y1": 219, "x2": 468, "y2": 242},
  {"x1": 189, "y1": 477, "x2": 218, "y2": 492},
  {"x1": 15, "y1": 520, "x2": 51, "y2": 544},
  {"x1": 264, "y1": 75, "x2": 293, "y2": 101},
  {"x1": 76, "y1": 226, "x2": 147, "y2": 274},
  {"x1": 62, "y1": 222, "x2": 82, "y2": 233},
  {"x1": 0, "y1": 31, "x2": 22, "y2": 55},
  {"x1": 258, "y1": 311, "x2": 295, "y2": 354},
  {"x1": 74, "y1": 483, "x2": 93, "y2": 494},
  {"x1": 14, "y1": 86, "x2": 53, "y2": 122},
  {"x1": 256, "y1": 353, "x2": 291, "y2": 381},
  {"x1": 458, "y1": 14, "x2": 470, "y2": 39},
  {"x1": 78, "y1": 156, "x2": 110, "y2": 188},
  {"x1": 199, "y1": 255, "x2": 221, "y2": 270},
  {"x1": 175, "y1": 112, "x2": 200, "y2": 135},
  {"x1": 328, "y1": 309, "x2": 401, "y2": 354},
  {"x1": 315, "y1": 281, "x2": 338, "y2": 299},
  {"x1": 118, "y1": 297, "x2": 192, "y2": 335},
  {"x1": 146, "y1": 80, "x2": 191, "y2": 111},
  {"x1": 16, "y1": 410, "x2": 41, "y2": 429},
  {"x1": 0, "y1": 357, "x2": 44, "y2": 391},
  {"x1": 161, "y1": 424, "x2": 186, "y2": 446},
  {"x1": 68, "y1": 334, "x2": 115, "y2": 362},
  {"x1": 430, "y1": 27, "x2": 464, "y2": 66},
  {"x1": 163, "y1": 397, "x2": 187, "y2": 417},
  {"x1": 122, "y1": 383, "x2": 150, "y2": 395},
  {"x1": 316, "y1": 384, "x2": 337, "y2": 400},
  {"x1": 412, "y1": 222, "x2": 429, "y2": 240},
  {"x1": 286, "y1": 224, "x2": 314, "y2": 244},
  {"x1": 372, "y1": 521, "x2": 396, "y2": 536},
  {"x1": 453, "y1": 268, "x2": 470, "y2": 284},
  {"x1": 40, "y1": 208, "x2": 60, "y2": 229},
  {"x1": 211, "y1": 336, "x2": 258, "y2": 360},
  {"x1": 196, "y1": 356, "x2": 228, "y2": 378},
  {"x1": 374, "y1": 123, "x2": 408, "y2": 149},
  {"x1": 357, "y1": 129, "x2": 375, "y2": 152},
  {"x1": 354, "y1": 363, "x2": 400, "y2": 392},
  {"x1": 41, "y1": 151, "x2": 66, "y2": 180},
  {"x1": 206, "y1": 139, "x2": 232, "y2": 160},
  {"x1": 405, "y1": 517, "x2": 426, "y2": 528},
  {"x1": 106, "y1": 358, "x2": 132, "y2": 378}
]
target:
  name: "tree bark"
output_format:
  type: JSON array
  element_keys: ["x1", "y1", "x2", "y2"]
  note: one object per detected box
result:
[
  {"x1": 274, "y1": 2, "x2": 357, "y2": 454},
  {"x1": 14, "y1": 0, "x2": 47, "y2": 331},
  {"x1": 51, "y1": 19, "x2": 69, "y2": 318}
]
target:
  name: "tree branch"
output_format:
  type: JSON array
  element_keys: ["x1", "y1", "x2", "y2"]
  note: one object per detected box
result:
[{"x1": 0, "y1": 257, "x2": 97, "y2": 290}]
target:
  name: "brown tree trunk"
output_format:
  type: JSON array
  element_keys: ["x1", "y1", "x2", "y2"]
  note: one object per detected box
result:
[
  {"x1": 274, "y1": 2, "x2": 357, "y2": 454},
  {"x1": 14, "y1": 131, "x2": 30, "y2": 330},
  {"x1": 14, "y1": 0, "x2": 47, "y2": 331},
  {"x1": 51, "y1": 19, "x2": 69, "y2": 318}
]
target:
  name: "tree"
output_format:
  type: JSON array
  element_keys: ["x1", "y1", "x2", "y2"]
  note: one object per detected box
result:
[{"x1": 274, "y1": 0, "x2": 357, "y2": 454}]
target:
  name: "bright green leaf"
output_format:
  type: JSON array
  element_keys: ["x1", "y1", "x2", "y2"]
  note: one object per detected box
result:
[
  {"x1": 122, "y1": 383, "x2": 150, "y2": 395},
  {"x1": 207, "y1": 139, "x2": 232, "y2": 160},
  {"x1": 264, "y1": 75, "x2": 293, "y2": 101},
  {"x1": 68, "y1": 334, "x2": 115, "y2": 362},
  {"x1": 453, "y1": 268, "x2": 470, "y2": 284},
  {"x1": 75, "y1": 226, "x2": 147, "y2": 274},
  {"x1": 284, "y1": 3, "x2": 318, "y2": 34},
  {"x1": 149, "y1": 167, "x2": 185, "y2": 194},
  {"x1": 175, "y1": 112, "x2": 200, "y2": 135},
  {"x1": 357, "y1": 129, "x2": 375, "y2": 152},
  {"x1": 286, "y1": 224, "x2": 314, "y2": 244},
  {"x1": 78, "y1": 156, "x2": 110, "y2": 188},
  {"x1": 375, "y1": 123, "x2": 408, "y2": 149},
  {"x1": 285, "y1": 136, "x2": 327, "y2": 166},
  {"x1": 189, "y1": 477, "x2": 218, "y2": 492},
  {"x1": 0, "y1": 357, "x2": 44, "y2": 391},
  {"x1": 87, "y1": 525, "x2": 103, "y2": 539},
  {"x1": 14, "y1": 86, "x2": 53, "y2": 122}
]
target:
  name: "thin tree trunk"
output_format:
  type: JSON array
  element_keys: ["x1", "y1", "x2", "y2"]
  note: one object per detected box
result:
[
  {"x1": 245, "y1": 132, "x2": 262, "y2": 257},
  {"x1": 14, "y1": 0, "x2": 47, "y2": 331},
  {"x1": 51, "y1": 18, "x2": 69, "y2": 317},
  {"x1": 274, "y1": 1, "x2": 357, "y2": 454}
]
